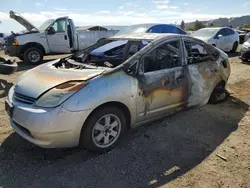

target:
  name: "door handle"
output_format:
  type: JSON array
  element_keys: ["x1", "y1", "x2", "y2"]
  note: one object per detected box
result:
[{"x1": 64, "y1": 35, "x2": 67, "y2": 40}]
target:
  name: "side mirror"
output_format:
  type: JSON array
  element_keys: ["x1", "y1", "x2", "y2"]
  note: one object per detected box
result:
[
  {"x1": 214, "y1": 34, "x2": 223, "y2": 39},
  {"x1": 47, "y1": 27, "x2": 55, "y2": 35}
]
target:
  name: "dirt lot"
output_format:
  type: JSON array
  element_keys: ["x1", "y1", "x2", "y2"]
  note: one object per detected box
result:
[{"x1": 0, "y1": 50, "x2": 250, "y2": 188}]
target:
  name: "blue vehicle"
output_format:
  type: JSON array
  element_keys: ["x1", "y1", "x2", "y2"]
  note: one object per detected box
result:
[{"x1": 88, "y1": 24, "x2": 187, "y2": 65}]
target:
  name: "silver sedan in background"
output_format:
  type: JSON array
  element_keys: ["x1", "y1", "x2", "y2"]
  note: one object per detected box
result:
[
  {"x1": 192, "y1": 27, "x2": 239, "y2": 52},
  {"x1": 5, "y1": 33, "x2": 230, "y2": 153}
]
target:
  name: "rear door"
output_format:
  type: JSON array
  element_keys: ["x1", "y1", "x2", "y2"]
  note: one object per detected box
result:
[
  {"x1": 46, "y1": 17, "x2": 71, "y2": 53},
  {"x1": 225, "y1": 28, "x2": 235, "y2": 50},
  {"x1": 183, "y1": 38, "x2": 219, "y2": 106},
  {"x1": 136, "y1": 37, "x2": 189, "y2": 122}
]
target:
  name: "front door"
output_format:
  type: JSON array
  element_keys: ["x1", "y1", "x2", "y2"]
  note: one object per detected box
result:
[
  {"x1": 183, "y1": 38, "x2": 220, "y2": 106},
  {"x1": 46, "y1": 17, "x2": 71, "y2": 53},
  {"x1": 215, "y1": 29, "x2": 227, "y2": 51},
  {"x1": 136, "y1": 38, "x2": 189, "y2": 122}
]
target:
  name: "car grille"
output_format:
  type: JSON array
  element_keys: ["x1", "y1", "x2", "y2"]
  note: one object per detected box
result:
[{"x1": 14, "y1": 92, "x2": 36, "y2": 104}]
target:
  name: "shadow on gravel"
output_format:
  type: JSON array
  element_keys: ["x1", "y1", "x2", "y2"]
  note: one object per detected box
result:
[
  {"x1": 227, "y1": 52, "x2": 240, "y2": 58},
  {"x1": 0, "y1": 96, "x2": 248, "y2": 188}
]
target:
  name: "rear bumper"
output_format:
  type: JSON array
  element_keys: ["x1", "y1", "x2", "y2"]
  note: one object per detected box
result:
[
  {"x1": 240, "y1": 47, "x2": 250, "y2": 60},
  {"x1": 4, "y1": 45, "x2": 22, "y2": 57}
]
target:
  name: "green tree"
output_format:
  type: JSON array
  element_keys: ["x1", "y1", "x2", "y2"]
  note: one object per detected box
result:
[
  {"x1": 180, "y1": 20, "x2": 185, "y2": 30},
  {"x1": 243, "y1": 23, "x2": 250, "y2": 28},
  {"x1": 194, "y1": 20, "x2": 205, "y2": 31},
  {"x1": 186, "y1": 26, "x2": 194, "y2": 31}
]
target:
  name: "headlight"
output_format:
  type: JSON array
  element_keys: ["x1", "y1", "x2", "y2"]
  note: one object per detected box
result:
[
  {"x1": 12, "y1": 39, "x2": 19, "y2": 46},
  {"x1": 35, "y1": 81, "x2": 88, "y2": 108}
]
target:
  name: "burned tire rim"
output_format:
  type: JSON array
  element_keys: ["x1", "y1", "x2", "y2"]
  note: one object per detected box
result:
[
  {"x1": 92, "y1": 114, "x2": 121, "y2": 148},
  {"x1": 28, "y1": 51, "x2": 41, "y2": 63},
  {"x1": 214, "y1": 92, "x2": 227, "y2": 102}
]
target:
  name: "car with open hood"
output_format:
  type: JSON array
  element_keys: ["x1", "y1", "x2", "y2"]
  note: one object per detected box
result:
[
  {"x1": 4, "y1": 11, "x2": 118, "y2": 64},
  {"x1": 5, "y1": 33, "x2": 230, "y2": 153}
]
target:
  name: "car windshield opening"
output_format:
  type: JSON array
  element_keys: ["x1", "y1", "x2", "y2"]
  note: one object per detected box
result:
[
  {"x1": 63, "y1": 39, "x2": 150, "y2": 69},
  {"x1": 38, "y1": 19, "x2": 55, "y2": 31}
]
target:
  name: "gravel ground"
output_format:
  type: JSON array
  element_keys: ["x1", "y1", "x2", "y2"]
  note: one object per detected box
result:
[{"x1": 0, "y1": 51, "x2": 250, "y2": 188}]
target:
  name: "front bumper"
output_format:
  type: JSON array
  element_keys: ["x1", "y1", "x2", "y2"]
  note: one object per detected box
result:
[
  {"x1": 6, "y1": 94, "x2": 92, "y2": 148},
  {"x1": 240, "y1": 46, "x2": 250, "y2": 61},
  {"x1": 4, "y1": 45, "x2": 22, "y2": 57}
]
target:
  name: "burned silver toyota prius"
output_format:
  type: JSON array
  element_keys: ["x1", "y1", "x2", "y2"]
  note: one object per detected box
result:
[{"x1": 5, "y1": 33, "x2": 230, "y2": 153}]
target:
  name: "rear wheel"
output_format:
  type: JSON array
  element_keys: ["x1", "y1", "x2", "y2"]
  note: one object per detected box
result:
[
  {"x1": 23, "y1": 47, "x2": 43, "y2": 64},
  {"x1": 231, "y1": 42, "x2": 238, "y2": 53},
  {"x1": 209, "y1": 83, "x2": 229, "y2": 104},
  {"x1": 80, "y1": 106, "x2": 127, "y2": 153}
]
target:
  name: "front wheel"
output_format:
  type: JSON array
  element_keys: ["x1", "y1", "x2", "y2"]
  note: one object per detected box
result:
[
  {"x1": 23, "y1": 47, "x2": 43, "y2": 64},
  {"x1": 80, "y1": 106, "x2": 127, "y2": 153}
]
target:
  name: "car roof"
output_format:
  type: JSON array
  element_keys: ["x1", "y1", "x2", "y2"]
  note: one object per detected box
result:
[
  {"x1": 199, "y1": 27, "x2": 235, "y2": 31},
  {"x1": 111, "y1": 33, "x2": 181, "y2": 41}
]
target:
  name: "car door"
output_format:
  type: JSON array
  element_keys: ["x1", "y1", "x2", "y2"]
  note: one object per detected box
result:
[
  {"x1": 136, "y1": 38, "x2": 189, "y2": 122},
  {"x1": 183, "y1": 38, "x2": 220, "y2": 106},
  {"x1": 215, "y1": 29, "x2": 227, "y2": 50},
  {"x1": 46, "y1": 17, "x2": 71, "y2": 53},
  {"x1": 226, "y1": 28, "x2": 235, "y2": 50}
]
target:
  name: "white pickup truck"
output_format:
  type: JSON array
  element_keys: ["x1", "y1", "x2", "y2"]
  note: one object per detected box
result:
[{"x1": 4, "y1": 11, "x2": 118, "y2": 64}]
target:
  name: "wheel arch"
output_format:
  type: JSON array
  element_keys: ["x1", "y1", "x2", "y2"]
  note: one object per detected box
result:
[
  {"x1": 21, "y1": 42, "x2": 45, "y2": 55},
  {"x1": 78, "y1": 101, "x2": 132, "y2": 146},
  {"x1": 84, "y1": 101, "x2": 132, "y2": 129}
]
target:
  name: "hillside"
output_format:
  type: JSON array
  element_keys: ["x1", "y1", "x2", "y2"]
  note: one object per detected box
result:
[{"x1": 185, "y1": 15, "x2": 250, "y2": 28}]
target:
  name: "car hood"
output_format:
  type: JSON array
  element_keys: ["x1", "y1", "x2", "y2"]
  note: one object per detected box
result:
[
  {"x1": 192, "y1": 36, "x2": 211, "y2": 42},
  {"x1": 9, "y1": 10, "x2": 38, "y2": 32},
  {"x1": 15, "y1": 59, "x2": 105, "y2": 99}
]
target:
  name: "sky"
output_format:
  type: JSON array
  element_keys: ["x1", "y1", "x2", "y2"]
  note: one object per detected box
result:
[{"x1": 0, "y1": 0, "x2": 250, "y2": 33}]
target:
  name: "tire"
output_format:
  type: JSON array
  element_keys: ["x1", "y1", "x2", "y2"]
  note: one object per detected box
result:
[
  {"x1": 209, "y1": 85, "x2": 229, "y2": 104},
  {"x1": 231, "y1": 42, "x2": 238, "y2": 53},
  {"x1": 80, "y1": 106, "x2": 127, "y2": 153},
  {"x1": 0, "y1": 57, "x2": 18, "y2": 75},
  {"x1": 23, "y1": 47, "x2": 43, "y2": 64}
]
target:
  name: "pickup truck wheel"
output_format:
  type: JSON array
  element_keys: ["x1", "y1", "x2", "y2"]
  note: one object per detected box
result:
[{"x1": 23, "y1": 47, "x2": 43, "y2": 64}]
